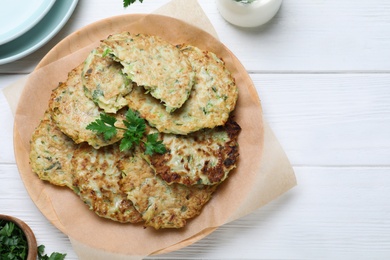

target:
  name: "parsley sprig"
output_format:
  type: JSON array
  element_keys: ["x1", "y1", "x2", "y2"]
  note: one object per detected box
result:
[
  {"x1": 38, "y1": 245, "x2": 66, "y2": 260},
  {"x1": 123, "y1": 0, "x2": 144, "y2": 8},
  {"x1": 87, "y1": 109, "x2": 166, "y2": 155}
]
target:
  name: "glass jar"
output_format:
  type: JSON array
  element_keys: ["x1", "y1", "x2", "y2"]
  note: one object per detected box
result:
[{"x1": 217, "y1": 0, "x2": 283, "y2": 28}]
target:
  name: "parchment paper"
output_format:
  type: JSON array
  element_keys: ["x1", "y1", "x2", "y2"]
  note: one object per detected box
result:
[{"x1": 8, "y1": 0, "x2": 296, "y2": 259}]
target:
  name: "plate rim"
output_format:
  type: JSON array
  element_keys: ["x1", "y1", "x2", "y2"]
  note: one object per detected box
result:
[
  {"x1": 0, "y1": 0, "x2": 57, "y2": 45},
  {"x1": 0, "y1": 0, "x2": 78, "y2": 65},
  {"x1": 14, "y1": 13, "x2": 264, "y2": 257}
]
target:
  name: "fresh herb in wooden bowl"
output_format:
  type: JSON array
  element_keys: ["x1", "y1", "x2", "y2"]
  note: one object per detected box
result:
[
  {"x1": 0, "y1": 214, "x2": 66, "y2": 260},
  {"x1": 0, "y1": 215, "x2": 37, "y2": 260}
]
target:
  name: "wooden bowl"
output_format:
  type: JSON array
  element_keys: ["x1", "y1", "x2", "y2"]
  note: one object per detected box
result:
[{"x1": 0, "y1": 214, "x2": 38, "y2": 260}]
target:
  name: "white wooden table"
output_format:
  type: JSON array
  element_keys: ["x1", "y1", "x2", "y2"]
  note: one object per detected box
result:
[{"x1": 1, "y1": 0, "x2": 390, "y2": 259}]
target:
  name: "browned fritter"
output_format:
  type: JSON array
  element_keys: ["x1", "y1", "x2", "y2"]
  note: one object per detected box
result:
[
  {"x1": 29, "y1": 110, "x2": 78, "y2": 188},
  {"x1": 82, "y1": 45, "x2": 133, "y2": 113},
  {"x1": 101, "y1": 32, "x2": 195, "y2": 113},
  {"x1": 71, "y1": 143, "x2": 143, "y2": 223},
  {"x1": 144, "y1": 118, "x2": 241, "y2": 186},
  {"x1": 48, "y1": 64, "x2": 126, "y2": 149},
  {"x1": 118, "y1": 150, "x2": 217, "y2": 229},
  {"x1": 125, "y1": 44, "x2": 238, "y2": 135}
]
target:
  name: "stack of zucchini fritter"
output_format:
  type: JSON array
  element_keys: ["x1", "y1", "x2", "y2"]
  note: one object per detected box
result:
[{"x1": 30, "y1": 33, "x2": 240, "y2": 229}]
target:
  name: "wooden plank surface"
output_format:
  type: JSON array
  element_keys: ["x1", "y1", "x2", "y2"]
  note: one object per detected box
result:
[
  {"x1": 158, "y1": 167, "x2": 390, "y2": 259},
  {"x1": 254, "y1": 74, "x2": 390, "y2": 166},
  {"x1": 1, "y1": 0, "x2": 390, "y2": 258},
  {"x1": 1, "y1": 0, "x2": 390, "y2": 73},
  {"x1": 2, "y1": 163, "x2": 390, "y2": 259}
]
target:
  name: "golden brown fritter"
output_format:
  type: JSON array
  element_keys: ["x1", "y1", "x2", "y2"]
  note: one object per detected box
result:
[
  {"x1": 144, "y1": 118, "x2": 241, "y2": 186},
  {"x1": 82, "y1": 45, "x2": 134, "y2": 113},
  {"x1": 126, "y1": 45, "x2": 238, "y2": 135},
  {"x1": 49, "y1": 64, "x2": 126, "y2": 149},
  {"x1": 118, "y1": 150, "x2": 216, "y2": 229},
  {"x1": 29, "y1": 110, "x2": 77, "y2": 188},
  {"x1": 71, "y1": 143, "x2": 143, "y2": 223},
  {"x1": 101, "y1": 32, "x2": 195, "y2": 113}
]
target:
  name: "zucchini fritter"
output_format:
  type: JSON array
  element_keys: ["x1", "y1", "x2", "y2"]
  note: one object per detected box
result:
[
  {"x1": 30, "y1": 110, "x2": 77, "y2": 188},
  {"x1": 82, "y1": 45, "x2": 134, "y2": 113},
  {"x1": 101, "y1": 32, "x2": 195, "y2": 113},
  {"x1": 126, "y1": 45, "x2": 238, "y2": 135},
  {"x1": 71, "y1": 144, "x2": 143, "y2": 223},
  {"x1": 145, "y1": 119, "x2": 241, "y2": 186},
  {"x1": 49, "y1": 64, "x2": 125, "y2": 149},
  {"x1": 119, "y1": 150, "x2": 216, "y2": 229}
]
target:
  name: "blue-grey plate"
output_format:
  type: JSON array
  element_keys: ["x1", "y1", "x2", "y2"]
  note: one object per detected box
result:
[
  {"x1": 0, "y1": 0, "x2": 78, "y2": 65},
  {"x1": 0, "y1": 0, "x2": 56, "y2": 45}
]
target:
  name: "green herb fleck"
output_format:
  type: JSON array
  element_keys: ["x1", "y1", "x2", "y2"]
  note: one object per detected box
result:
[
  {"x1": 92, "y1": 88, "x2": 104, "y2": 101},
  {"x1": 102, "y1": 48, "x2": 112, "y2": 57}
]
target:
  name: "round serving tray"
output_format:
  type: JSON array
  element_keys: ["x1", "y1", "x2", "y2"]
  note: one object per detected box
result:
[{"x1": 14, "y1": 14, "x2": 264, "y2": 256}]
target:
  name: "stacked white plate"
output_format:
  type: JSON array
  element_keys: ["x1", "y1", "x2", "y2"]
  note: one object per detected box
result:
[{"x1": 0, "y1": 0, "x2": 78, "y2": 65}]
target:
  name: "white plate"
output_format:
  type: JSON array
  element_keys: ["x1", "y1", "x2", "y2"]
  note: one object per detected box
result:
[
  {"x1": 0, "y1": 0, "x2": 78, "y2": 65},
  {"x1": 0, "y1": 0, "x2": 56, "y2": 45}
]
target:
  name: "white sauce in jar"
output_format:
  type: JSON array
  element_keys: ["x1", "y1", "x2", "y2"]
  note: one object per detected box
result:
[{"x1": 217, "y1": 0, "x2": 283, "y2": 28}]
